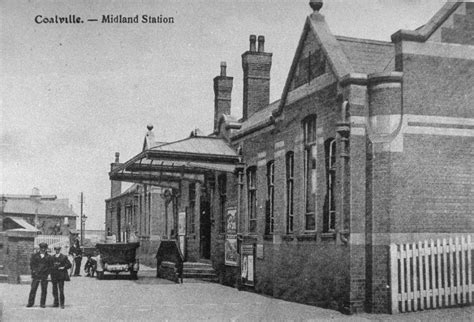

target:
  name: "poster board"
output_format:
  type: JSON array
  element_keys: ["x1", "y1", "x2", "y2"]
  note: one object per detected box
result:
[
  {"x1": 241, "y1": 244, "x2": 255, "y2": 286},
  {"x1": 225, "y1": 208, "x2": 238, "y2": 266},
  {"x1": 178, "y1": 211, "x2": 186, "y2": 257}
]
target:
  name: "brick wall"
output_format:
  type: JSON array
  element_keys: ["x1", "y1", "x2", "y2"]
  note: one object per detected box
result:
[
  {"x1": 5, "y1": 230, "x2": 36, "y2": 283},
  {"x1": 390, "y1": 135, "x2": 473, "y2": 234},
  {"x1": 255, "y1": 240, "x2": 350, "y2": 310},
  {"x1": 397, "y1": 54, "x2": 473, "y2": 118}
]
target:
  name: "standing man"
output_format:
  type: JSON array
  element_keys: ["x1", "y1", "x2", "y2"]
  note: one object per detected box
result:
[
  {"x1": 27, "y1": 242, "x2": 51, "y2": 308},
  {"x1": 69, "y1": 239, "x2": 82, "y2": 276},
  {"x1": 51, "y1": 246, "x2": 72, "y2": 308}
]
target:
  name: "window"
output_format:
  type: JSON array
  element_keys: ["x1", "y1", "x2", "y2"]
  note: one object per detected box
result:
[
  {"x1": 303, "y1": 115, "x2": 317, "y2": 231},
  {"x1": 218, "y1": 174, "x2": 227, "y2": 233},
  {"x1": 286, "y1": 152, "x2": 294, "y2": 234},
  {"x1": 247, "y1": 167, "x2": 257, "y2": 233},
  {"x1": 189, "y1": 183, "x2": 196, "y2": 233},
  {"x1": 324, "y1": 138, "x2": 336, "y2": 232},
  {"x1": 265, "y1": 161, "x2": 275, "y2": 234}
]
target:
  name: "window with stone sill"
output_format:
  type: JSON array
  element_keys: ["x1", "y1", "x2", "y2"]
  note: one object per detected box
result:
[
  {"x1": 303, "y1": 115, "x2": 317, "y2": 231},
  {"x1": 247, "y1": 166, "x2": 257, "y2": 234},
  {"x1": 324, "y1": 138, "x2": 336, "y2": 233},
  {"x1": 265, "y1": 161, "x2": 275, "y2": 235},
  {"x1": 286, "y1": 151, "x2": 295, "y2": 234}
]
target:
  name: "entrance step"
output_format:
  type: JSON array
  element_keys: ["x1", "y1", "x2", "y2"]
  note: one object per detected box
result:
[{"x1": 183, "y1": 262, "x2": 218, "y2": 282}]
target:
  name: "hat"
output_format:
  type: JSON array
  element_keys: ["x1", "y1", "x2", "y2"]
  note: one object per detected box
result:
[
  {"x1": 39, "y1": 242, "x2": 48, "y2": 249},
  {"x1": 53, "y1": 245, "x2": 61, "y2": 250}
]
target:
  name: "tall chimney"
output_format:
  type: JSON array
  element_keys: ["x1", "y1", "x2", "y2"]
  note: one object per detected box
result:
[
  {"x1": 110, "y1": 152, "x2": 122, "y2": 198},
  {"x1": 213, "y1": 61, "x2": 233, "y2": 134},
  {"x1": 242, "y1": 34, "x2": 272, "y2": 120}
]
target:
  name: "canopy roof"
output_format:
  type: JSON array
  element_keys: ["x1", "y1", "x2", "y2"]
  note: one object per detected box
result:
[
  {"x1": 110, "y1": 136, "x2": 240, "y2": 186},
  {"x1": 4, "y1": 216, "x2": 39, "y2": 232}
]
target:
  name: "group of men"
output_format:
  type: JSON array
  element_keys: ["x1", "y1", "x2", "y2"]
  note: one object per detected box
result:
[{"x1": 26, "y1": 242, "x2": 74, "y2": 309}]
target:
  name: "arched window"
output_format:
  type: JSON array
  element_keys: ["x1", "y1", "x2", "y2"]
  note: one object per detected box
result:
[
  {"x1": 265, "y1": 161, "x2": 275, "y2": 235},
  {"x1": 286, "y1": 151, "x2": 294, "y2": 234},
  {"x1": 303, "y1": 115, "x2": 317, "y2": 231},
  {"x1": 324, "y1": 138, "x2": 336, "y2": 232},
  {"x1": 247, "y1": 166, "x2": 257, "y2": 233}
]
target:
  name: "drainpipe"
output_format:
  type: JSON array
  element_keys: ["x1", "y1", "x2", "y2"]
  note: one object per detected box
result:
[{"x1": 234, "y1": 158, "x2": 245, "y2": 290}]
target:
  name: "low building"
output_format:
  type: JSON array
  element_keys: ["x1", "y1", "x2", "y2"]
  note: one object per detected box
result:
[
  {"x1": 108, "y1": 1, "x2": 474, "y2": 313},
  {"x1": 1, "y1": 189, "x2": 77, "y2": 235},
  {"x1": 0, "y1": 189, "x2": 78, "y2": 283}
]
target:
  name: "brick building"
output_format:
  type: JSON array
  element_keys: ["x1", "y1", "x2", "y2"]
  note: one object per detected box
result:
[
  {"x1": 1, "y1": 189, "x2": 77, "y2": 235},
  {"x1": 0, "y1": 189, "x2": 78, "y2": 283},
  {"x1": 108, "y1": 1, "x2": 473, "y2": 313}
]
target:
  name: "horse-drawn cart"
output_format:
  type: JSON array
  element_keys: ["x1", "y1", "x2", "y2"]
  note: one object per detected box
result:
[{"x1": 95, "y1": 242, "x2": 140, "y2": 279}]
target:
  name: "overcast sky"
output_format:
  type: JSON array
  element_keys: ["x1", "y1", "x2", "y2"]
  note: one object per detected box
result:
[{"x1": 1, "y1": 0, "x2": 446, "y2": 230}]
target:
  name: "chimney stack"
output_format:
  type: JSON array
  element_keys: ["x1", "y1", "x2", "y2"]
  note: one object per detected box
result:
[
  {"x1": 110, "y1": 152, "x2": 122, "y2": 198},
  {"x1": 213, "y1": 61, "x2": 233, "y2": 134},
  {"x1": 242, "y1": 34, "x2": 272, "y2": 120}
]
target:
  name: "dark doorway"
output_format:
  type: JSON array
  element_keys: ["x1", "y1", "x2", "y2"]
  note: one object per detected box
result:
[{"x1": 200, "y1": 200, "x2": 211, "y2": 259}]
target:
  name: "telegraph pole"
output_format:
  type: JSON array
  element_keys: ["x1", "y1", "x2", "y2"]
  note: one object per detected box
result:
[{"x1": 80, "y1": 192, "x2": 84, "y2": 246}]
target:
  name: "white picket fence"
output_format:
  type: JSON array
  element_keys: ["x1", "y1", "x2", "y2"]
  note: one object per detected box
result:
[
  {"x1": 390, "y1": 235, "x2": 473, "y2": 313},
  {"x1": 34, "y1": 235, "x2": 70, "y2": 255}
]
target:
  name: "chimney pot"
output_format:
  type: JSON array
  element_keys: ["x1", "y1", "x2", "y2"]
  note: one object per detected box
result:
[
  {"x1": 258, "y1": 35, "x2": 265, "y2": 52},
  {"x1": 115, "y1": 152, "x2": 120, "y2": 163},
  {"x1": 249, "y1": 35, "x2": 257, "y2": 52},
  {"x1": 220, "y1": 61, "x2": 227, "y2": 76}
]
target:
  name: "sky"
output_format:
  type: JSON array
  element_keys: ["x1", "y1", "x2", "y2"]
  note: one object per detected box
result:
[{"x1": 1, "y1": 0, "x2": 447, "y2": 230}]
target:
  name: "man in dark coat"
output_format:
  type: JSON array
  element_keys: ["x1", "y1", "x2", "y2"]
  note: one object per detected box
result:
[
  {"x1": 27, "y1": 242, "x2": 51, "y2": 308},
  {"x1": 69, "y1": 239, "x2": 82, "y2": 276},
  {"x1": 51, "y1": 245, "x2": 72, "y2": 308}
]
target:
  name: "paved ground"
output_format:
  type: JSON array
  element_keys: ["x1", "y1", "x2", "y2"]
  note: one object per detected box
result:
[{"x1": 0, "y1": 265, "x2": 472, "y2": 321}]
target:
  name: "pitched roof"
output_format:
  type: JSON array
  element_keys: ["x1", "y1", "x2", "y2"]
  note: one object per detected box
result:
[
  {"x1": 150, "y1": 136, "x2": 237, "y2": 157},
  {"x1": 336, "y1": 36, "x2": 394, "y2": 74},
  {"x1": 391, "y1": 1, "x2": 463, "y2": 42},
  {"x1": 275, "y1": 11, "x2": 353, "y2": 116},
  {"x1": 231, "y1": 100, "x2": 279, "y2": 139},
  {"x1": 2, "y1": 196, "x2": 77, "y2": 217}
]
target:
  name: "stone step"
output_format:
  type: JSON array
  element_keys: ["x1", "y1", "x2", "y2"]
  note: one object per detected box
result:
[
  {"x1": 183, "y1": 262, "x2": 214, "y2": 268},
  {"x1": 182, "y1": 261, "x2": 218, "y2": 282},
  {"x1": 183, "y1": 267, "x2": 216, "y2": 274}
]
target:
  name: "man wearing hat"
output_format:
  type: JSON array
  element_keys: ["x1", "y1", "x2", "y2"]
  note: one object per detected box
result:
[
  {"x1": 50, "y1": 245, "x2": 72, "y2": 308},
  {"x1": 27, "y1": 242, "x2": 52, "y2": 308}
]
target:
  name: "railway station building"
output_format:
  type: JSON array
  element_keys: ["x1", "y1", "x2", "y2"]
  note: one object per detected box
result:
[{"x1": 107, "y1": 1, "x2": 474, "y2": 313}]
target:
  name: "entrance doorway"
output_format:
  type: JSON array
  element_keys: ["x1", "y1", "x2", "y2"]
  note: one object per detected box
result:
[{"x1": 200, "y1": 200, "x2": 211, "y2": 259}]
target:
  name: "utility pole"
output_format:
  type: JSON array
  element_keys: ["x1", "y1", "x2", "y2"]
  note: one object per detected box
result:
[{"x1": 80, "y1": 192, "x2": 84, "y2": 246}]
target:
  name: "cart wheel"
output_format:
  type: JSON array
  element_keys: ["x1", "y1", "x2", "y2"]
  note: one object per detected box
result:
[
  {"x1": 130, "y1": 271, "x2": 138, "y2": 280},
  {"x1": 97, "y1": 271, "x2": 104, "y2": 280}
]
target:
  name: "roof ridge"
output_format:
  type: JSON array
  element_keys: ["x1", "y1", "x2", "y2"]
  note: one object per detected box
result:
[{"x1": 336, "y1": 35, "x2": 393, "y2": 46}]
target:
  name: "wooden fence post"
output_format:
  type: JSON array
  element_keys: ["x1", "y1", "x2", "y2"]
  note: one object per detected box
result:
[{"x1": 390, "y1": 243, "x2": 399, "y2": 314}]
